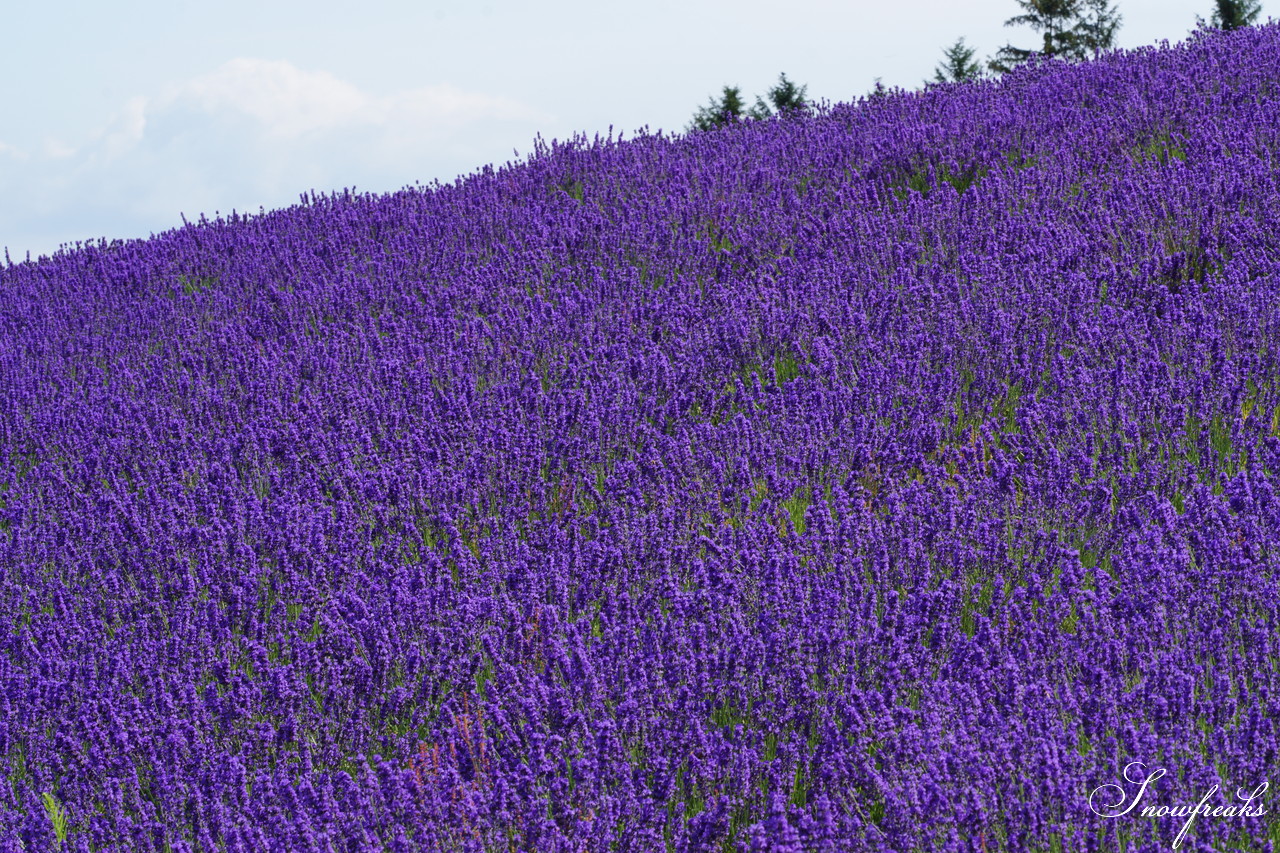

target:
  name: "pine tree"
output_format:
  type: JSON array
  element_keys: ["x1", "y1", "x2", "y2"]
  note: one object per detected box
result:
[
  {"x1": 933, "y1": 38, "x2": 984, "y2": 83},
  {"x1": 1208, "y1": 0, "x2": 1262, "y2": 30},
  {"x1": 1072, "y1": 0, "x2": 1123, "y2": 54},
  {"x1": 688, "y1": 86, "x2": 748, "y2": 132},
  {"x1": 750, "y1": 73, "x2": 810, "y2": 119},
  {"x1": 989, "y1": 0, "x2": 1122, "y2": 74},
  {"x1": 689, "y1": 74, "x2": 810, "y2": 131}
]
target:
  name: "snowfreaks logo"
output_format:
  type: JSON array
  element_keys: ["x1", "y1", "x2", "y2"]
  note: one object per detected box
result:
[{"x1": 1088, "y1": 761, "x2": 1269, "y2": 850}]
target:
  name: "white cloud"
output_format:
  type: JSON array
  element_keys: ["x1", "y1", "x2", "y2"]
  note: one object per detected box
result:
[
  {"x1": 41, "y1": 138, "x2": 77, "y2": 159},
  {"x1": 1, "y1": 59, "x2": 552, "y2": 259},
  {"x1": 153, "y1": 57, "x2": 545, "y2": 142},
  {"x1": 98, "y1": 96, "x2": 149, "y2": 159},
  {"x1": 172, "y1": 59, "x2": 368, "y2": 139}
]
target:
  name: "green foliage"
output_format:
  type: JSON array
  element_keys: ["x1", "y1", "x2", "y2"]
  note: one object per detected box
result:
[
  {"x1": 689, "y1": 73, "x2": 809, "y2": 132},
  {"x1": 1131, "y1": 128, "x2": 1188, "y2": 166},
  {"x1": 689, "y1": 86, "x2": 748, "y2": 131},
  {"x1": 557, "y1": 178, "x2": 585, "y2": 201},
  {"x1": 42, "y1": 792, "x2": 69, "y2": 846},
  {"x1": 1204, "y1": 0, "x2": 1262, "y2": 30},
  {"x1": 750, "y1": 73, "x2": 810, "y2": 118},
  {"x1": 782, "y1": 486, "x2": 811, "y2": 535},
  {"x1": 773, "y1": 350, "x2": 801, "y2": 386},
  {"x1": 892, "y1": 161, "x2": 988, "y2": 199},
  {"x1": 176, "y1": 273, "x2": 217, "y2": 296},
  {"x1": 933, "y1": 38, "x2": 984, "y2": 83},
  {"x1": 1073, "y1": 0, "x2": 1123, "y2": 56},
  {"x1": 989, "y1": 0, "x2": 1122, "y2": 74}
]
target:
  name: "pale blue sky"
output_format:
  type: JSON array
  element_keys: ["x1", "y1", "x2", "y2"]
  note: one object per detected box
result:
[{"x1": 0, "y1": 0, "x2": 1243, "y2": 261}]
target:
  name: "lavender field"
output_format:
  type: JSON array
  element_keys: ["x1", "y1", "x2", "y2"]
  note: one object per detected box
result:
[{"x1": 4, "y1": 24, "x2": 1280, "y2": 853}]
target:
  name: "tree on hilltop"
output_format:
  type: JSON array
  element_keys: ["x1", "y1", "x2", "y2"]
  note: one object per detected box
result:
[
  {"x1": 933, "y1": 38, "x2": 985, "y2": 83},
  {"x1": 689, "y1": 86, "x2": 749, "y2": 131},
  {"x1": 989, "y1": 0, "x2": 1122, "y2": 74},
  {"x1": 1073, "y1": 0, "x2": 1123, "y2": 52},
  {"x1": 751, "y1": 73, "x2": 810, "y2": 117},
  {"x1": 689, "y1": 74, "x2": 810, "y2": 132},
  {"x1": 1202, "y1": 0, "x2": 1262, "y2": 30}
]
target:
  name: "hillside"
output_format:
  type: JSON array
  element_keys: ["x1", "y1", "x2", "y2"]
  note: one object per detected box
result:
[{"x1": 3, "y1": 24, "x2": 1280, "y2": 852}]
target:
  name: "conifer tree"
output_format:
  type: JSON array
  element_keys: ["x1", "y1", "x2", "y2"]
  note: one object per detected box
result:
[
  {"x1": 989, "y1": 0, "x2": 1122, "y2": 74},
  {"x1": 689, "y1": 74, "x2": 810, "y2": 132},
  {"x1": 1206, "y1": 0, "x2": 1262, "y2": 30},
  {"x1": 1073, "y1": 0, "x2": 1123, "y2": 54},
  {"x1": 688, "y1": 86, "x2": 748, "y2": 131},
  {"x1": 933, "y1": 38, "x2": 984, "y2": 83},
  {"x1": 750, "y1": 73, "x2": 810, "y2": 119}
]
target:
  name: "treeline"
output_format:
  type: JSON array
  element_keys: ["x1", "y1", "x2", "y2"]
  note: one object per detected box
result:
[{"x1": 689, "y1": 0, "x2": 1264, "y2": 130}]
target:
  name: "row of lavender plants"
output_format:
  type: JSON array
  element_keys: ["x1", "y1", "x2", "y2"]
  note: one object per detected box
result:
[{"x1": 3, "y1": 23, "x2": 1280, "y2": 853}]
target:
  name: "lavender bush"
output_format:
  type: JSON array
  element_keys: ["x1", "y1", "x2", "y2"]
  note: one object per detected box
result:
[{"x1": 3, "y1": 24, "x2": 1280, "y2": 853}]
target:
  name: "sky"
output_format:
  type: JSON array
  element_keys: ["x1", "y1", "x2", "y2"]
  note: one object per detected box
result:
[{"x1": 0, "y1": 0, "x2": 1251, "y2": 261}]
